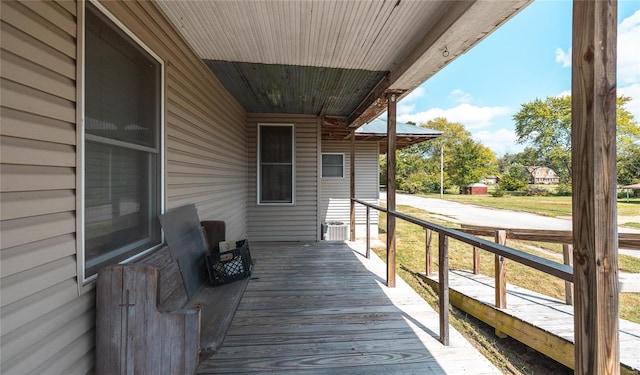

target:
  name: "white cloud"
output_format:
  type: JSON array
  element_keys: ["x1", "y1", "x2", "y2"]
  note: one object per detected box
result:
[
  {"x1": 618, "y1": 10, "x2": 640, "y2": 86},
  {"x1": 555, "y1": 47, "x2": 571, "y2": 68},
  {"x1": 397, "y1": 103, "x2": 512, "y2": 130},
  {"x1": 619, "y1": 82, "x2": 640, "y2": 120},
  {"x1": 448, "y1": 89, "x2": 473, "y2": 104},
  {"x1": 473, "y1": 128, "x2": 524, "y2": 157},
  {"x1": 397, "y1": 86, "x2": 426, "y2": 115}
]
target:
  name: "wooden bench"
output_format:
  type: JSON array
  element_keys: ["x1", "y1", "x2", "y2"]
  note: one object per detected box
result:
[{"x1": 95, "y1": 219, "x2": 249, "y2": 375}]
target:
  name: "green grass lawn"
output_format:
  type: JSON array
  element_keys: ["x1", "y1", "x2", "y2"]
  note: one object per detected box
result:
[
  {"x1": 378, "y1": 205, "x2": 640, "y2": 324},
  {"x1": 418, "y1": 192, "x2": 640, "y2": 218}
]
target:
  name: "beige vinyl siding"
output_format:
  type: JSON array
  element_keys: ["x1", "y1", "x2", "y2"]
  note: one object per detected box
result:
[
  {"x1": 320, "y1": 141, "x2": 379, "y2": 238},
  {"x1": 1, "y1": 1, "x2": 247, "y2": 374},
  {"x1": 247, "y1": 114, "x2": 318, "y2": 241},
  {"x1": 0, "y1": 1, "x2": 88, "y2": 373}
]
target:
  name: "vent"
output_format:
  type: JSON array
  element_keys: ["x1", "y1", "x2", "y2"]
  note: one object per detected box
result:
[{"x1": 322, "y1": 222, "x2": 348, "y2": 241}]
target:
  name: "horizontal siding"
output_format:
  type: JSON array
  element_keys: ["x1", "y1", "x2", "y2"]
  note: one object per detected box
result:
[
  {"x1": 1, "y1": 1, "x2": 247, "y2": 374},
  {"x1": 320, "y1": 141, "x2": 380, "y2": 228},
  {"x1": 0, "y1": 1, "x2": 85, "y2": 373},
  {"x1": 247, "y1": 114, "x2": 318, "y2": 241}
]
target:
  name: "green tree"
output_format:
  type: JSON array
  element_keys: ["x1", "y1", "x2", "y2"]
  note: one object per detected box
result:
[
  {"x1": 513, "y1": 95, "x2": 639, "y2": 185},
  {"x1": 618, "y1": 143, "x2": 640, "y2": 185},
  {"x1": 448, "y1": 138, "x2": 496, "y2": 189},
  {"x1": 381, "y1": 118, "x2": 497, "y2": 193}
]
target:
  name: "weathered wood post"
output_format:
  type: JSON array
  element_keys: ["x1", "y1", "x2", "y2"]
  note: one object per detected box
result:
[
  {"x1": 572, "y1": 0, "x2": 619, "y2": 373},
  {"x1": 438, "y1": 233, "x2": 449, "y2": 345},
  {"x1": 494, "y1": 230, "x2": 507, "y2": 309},
  {"x1": 472, "y1": 246, "x2": 480, "y2": 274},
  {"x1": 366, "y1": 205, "x2": 371, "y2": 259},
  {"x1": 426, "y1": 229, "x2": 433, "y2": 276},
  {"x1": 350, "y1": 129, "x2": 356, "y2": 241},
  {"x1": 386, "y1": 93, "x2": 397, "y2": 288},
  {"x1": 494, "y1": 230, "x2": 507, "y2": 338},
  {"x1": 563, "y1": 244, "x2": 574, "y2": 305}
]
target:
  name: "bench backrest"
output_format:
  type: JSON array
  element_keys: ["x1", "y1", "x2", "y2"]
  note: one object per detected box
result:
[{"x1": 137, "y1": 246, "x2": 188, "y2": 311}]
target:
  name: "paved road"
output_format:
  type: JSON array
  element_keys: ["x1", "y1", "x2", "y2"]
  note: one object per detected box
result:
[{"x1": 380, "y1": 192, "x2": 640, "y2": 292}]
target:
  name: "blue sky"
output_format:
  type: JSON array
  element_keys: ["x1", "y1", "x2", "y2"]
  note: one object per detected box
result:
[{"x1": 388, "y1": 0, "x2": 640, "y2": 156}]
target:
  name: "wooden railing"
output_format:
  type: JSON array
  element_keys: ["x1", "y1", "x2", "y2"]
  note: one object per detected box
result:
[
  {"x1": 352, "y1": 198, "x2": 574, "y2": 346},
  {"x1": 457, "y1": 225, "x2": 640, "y2": 306}
]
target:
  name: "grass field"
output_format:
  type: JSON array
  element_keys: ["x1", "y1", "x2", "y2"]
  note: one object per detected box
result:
[{"x1": 425, "y1": 192, "x2": 640, "y2": 218}]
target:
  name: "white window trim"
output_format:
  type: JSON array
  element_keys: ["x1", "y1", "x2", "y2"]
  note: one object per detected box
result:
[
  {"x1": 77, "y1": 0, "x2": 166, "y2": 292},
  {"x1": 321, "y1": 153, "x2": 345, "y2": 179},
  {"x1": 257, "y1": 123, "x2": 295, "y2": 205}
]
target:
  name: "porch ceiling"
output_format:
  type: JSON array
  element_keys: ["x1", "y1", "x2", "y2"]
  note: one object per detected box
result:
[{"x1": 156, "y1": 0, "x2": 531, "y2": 131}]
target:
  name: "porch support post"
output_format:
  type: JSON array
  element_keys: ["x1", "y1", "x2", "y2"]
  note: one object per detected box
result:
[
  {"x1": 350, "y1": 129, "x2": 356, "y2": 241},
  {"x1": 571, "y1": 1, "x2": 619, "y2": 374},
  {"x1": 386, "y1": 93, "x2": 397, "y2": 288}
]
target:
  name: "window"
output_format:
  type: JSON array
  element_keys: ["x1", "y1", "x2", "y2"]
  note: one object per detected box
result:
[
  {"x1": 83, "y1": 2, "x2": 163, "y2": 279},
  {"x1": 258, "y1": 124, "x2": 294, "y2": 204},
  {"x1": 322, "y1": 153, "x2": 344, "y2": 178}
]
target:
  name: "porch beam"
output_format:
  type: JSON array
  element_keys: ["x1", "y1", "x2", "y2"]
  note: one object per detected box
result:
[
  {"x1": 386, "y1": 92, "x2": 397, "y2": 288},
  {"x1": 347, "y1": 76, "x2": 390, "y2": 129},
  {"x1": 571, "y1": 1, "x2": 619, "y2": 374}
]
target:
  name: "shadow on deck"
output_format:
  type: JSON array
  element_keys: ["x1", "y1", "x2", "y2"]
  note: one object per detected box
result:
[
  {"x1": 197, "y1": 242, "x2": 500, "y2": 374},
  {"x1": 423, "y1": 270, "x2": 640, "y2": 374}
]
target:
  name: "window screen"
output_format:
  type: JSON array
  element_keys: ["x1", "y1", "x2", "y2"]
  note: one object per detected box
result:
[
  {"x1": 259, "y1": 125, "x2": 294, "y2": 203},
  {"x1": 84, "y1": 3, "x2": 162, "y2": 278}
]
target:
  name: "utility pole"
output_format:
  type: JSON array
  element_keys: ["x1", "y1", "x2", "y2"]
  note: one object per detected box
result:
[{"x1": 440, "y1": 145, "x2": 444, "y2": 198}]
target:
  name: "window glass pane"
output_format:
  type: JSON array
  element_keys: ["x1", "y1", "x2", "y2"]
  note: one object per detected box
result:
[
  {"x1": 85, "y1": 5, "x2": 160, "y2": 149},
  {"x1": 322, "y1": 154, "x2": 343, "y2": 165},
  {"x1": 85, "y1": 142, "x2": 160, "y2": 276},
  {"x1": 260, "y1": 126, "x2": 292, "y2": 163},
  {"x1": 323, "y1": 166, "x2": 343, "y2": 178},
  {"x1": 322, "y1": 154, "x2": 344, "y2": 177},
  {"x1": 260, "y1": 165, "x2": 293, "y2": 203}
]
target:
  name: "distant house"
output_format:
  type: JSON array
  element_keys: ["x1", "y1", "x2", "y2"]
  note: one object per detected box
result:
[
  {"x1": 484, "y1": 175, "x2": 500, "y2": 184},
  {"x1": 526, "y1": 166, "x2": 560, "y2": 184}
]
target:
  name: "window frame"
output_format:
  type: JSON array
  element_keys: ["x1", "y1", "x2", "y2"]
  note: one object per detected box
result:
[
  {"x1": 257, "y1": 123, "x2": 295, "y2": 205},
  {"x1": 321, "y1": 153, "x2": 345, "y2": 178},
  {"x1": 77, "y1": 0, "x2": 165, "y2": 288}
]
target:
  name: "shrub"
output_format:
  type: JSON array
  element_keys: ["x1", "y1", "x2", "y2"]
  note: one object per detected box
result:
[
  {"x1": 555, "y1": 183, "x2": 572, "y2": 196},
  {"x1": 526, "y1": 186, "x2": 549, "y2": 196},
  {"x1": 499, "y1": 175, "x2": 527, "y2": 192},
  {"x1": 491, "y1": 186, "x2": 506, "y2": 197},
  {"x1": 399, "y1": 171, "x2": 436, "y2": 194}
]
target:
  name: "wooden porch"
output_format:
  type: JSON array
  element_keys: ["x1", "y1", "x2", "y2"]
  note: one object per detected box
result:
[{"x1": 197, "y1": 241, "x2": 500, "y2": 374}]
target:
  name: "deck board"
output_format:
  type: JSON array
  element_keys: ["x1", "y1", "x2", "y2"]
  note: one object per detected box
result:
[
  {"x1": 426, "y1": 270, "x2": 640, "y2": 373},
  {"x1": 197, "y1": 242, "x2": 501, "y2": 374}
]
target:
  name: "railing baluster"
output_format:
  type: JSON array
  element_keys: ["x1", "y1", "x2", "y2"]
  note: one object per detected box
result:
[
  {"x1": 425, "y1": 229, "x2": 432, "y2": 275},
  {"x1": 563, "y1": 244, "x2": 574, "y2": 305},
  {"x1": 494, "y1": 230, "x2": 507, "y2": 309},
  {"x1": 366, "y1": 206, "x2": 371, "y2": 259},
  {"x1": 494, "y1": 230, "x2": 507, "y2": 338},
  {"x1": 439, "y1": 233, "x2": 449, "y2": 346},
  {"x1": 472, "y1": 246, "x2": 480, "y2": 274}
]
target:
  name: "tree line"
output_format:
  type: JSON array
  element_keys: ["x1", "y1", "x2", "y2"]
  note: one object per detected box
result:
[{"x1": 382, "y1": 95, "x2": 639, "y2": 194}]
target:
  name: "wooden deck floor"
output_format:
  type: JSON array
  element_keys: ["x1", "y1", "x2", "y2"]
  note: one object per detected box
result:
[
  {"x1": 425, "y1": 270, "x2": 640, "y2": 374},
  {"x1": 197, "y1": 242, "x2": 501, "y2": 374}
]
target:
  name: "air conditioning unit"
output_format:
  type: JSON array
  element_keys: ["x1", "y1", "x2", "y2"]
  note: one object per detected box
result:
[{"x1": 322, "y1": 221, "x2": 348, "y2": 241}]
